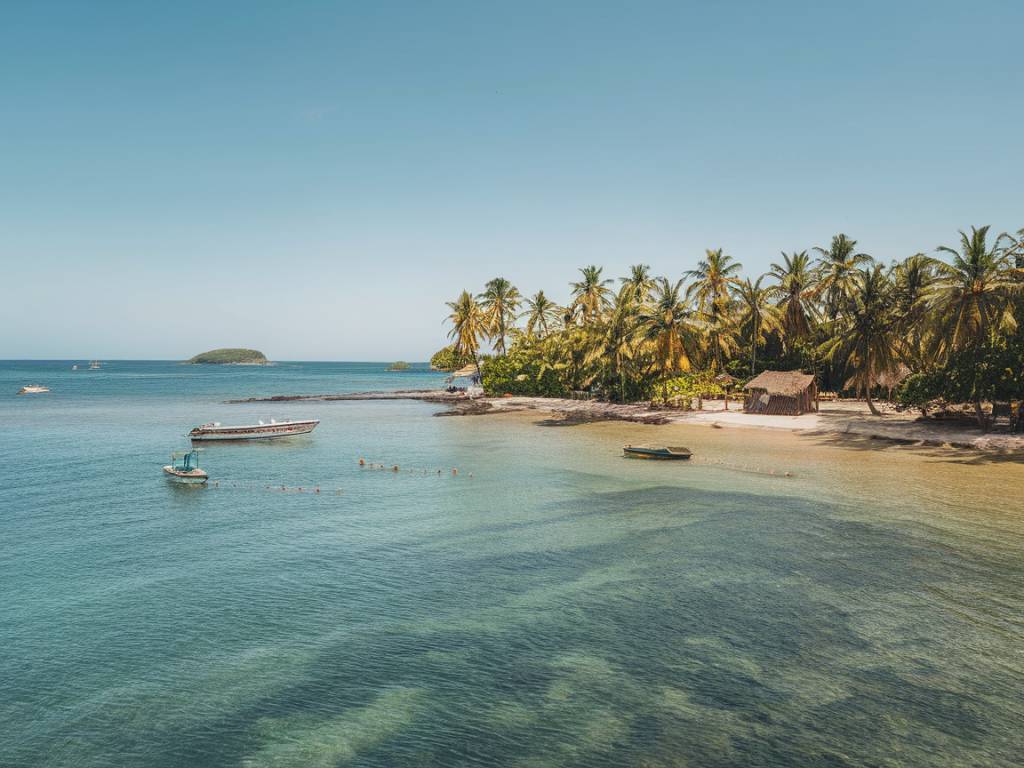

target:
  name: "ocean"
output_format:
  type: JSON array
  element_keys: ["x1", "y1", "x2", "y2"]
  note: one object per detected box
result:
[{"x1": 1, "y1": 360, "x2": 1022, "y2": 767}]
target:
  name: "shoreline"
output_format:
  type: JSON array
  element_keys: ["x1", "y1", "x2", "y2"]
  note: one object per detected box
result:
[{"x1": 227, "y1": 390, "x2": 1024, "y2": 454}]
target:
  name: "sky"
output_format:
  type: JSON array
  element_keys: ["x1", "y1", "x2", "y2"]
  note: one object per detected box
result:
[{"x1": 2, "y1": 0, "x2": 1022, "y2": 360}]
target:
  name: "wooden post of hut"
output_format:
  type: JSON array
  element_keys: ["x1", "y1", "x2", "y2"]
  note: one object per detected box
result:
[{"x1": 742, "y1": 371, "x2": 817, "y2": 416}]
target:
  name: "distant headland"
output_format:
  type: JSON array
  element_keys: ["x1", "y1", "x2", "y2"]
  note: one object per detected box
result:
[{"x1": 186, "y1": 348, "x2": 269, "y2": 365}]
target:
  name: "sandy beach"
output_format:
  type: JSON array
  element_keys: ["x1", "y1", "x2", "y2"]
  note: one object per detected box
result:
[{"x1": 471, "y1": 396, "x2": 1024, "y2": 453}]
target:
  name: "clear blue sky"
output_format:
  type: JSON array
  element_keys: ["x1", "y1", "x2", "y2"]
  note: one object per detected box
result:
[{"x1": 2, "y1": 1, "x2": 1021, "y2": 360}]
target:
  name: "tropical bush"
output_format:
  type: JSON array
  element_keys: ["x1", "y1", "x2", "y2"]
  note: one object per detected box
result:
[
  {"x1": 429, "y1": 345, "x2": 473, "y2": 371},
  {"x1": 650, "y1": 371, "x2": 727, "y2": 407},
  {"x1": 480, "y1": 337, "x2": 569, "y2": 397}
]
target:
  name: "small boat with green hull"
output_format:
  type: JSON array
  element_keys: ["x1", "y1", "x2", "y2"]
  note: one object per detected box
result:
[
  {"x1": 623, "y1": 445, "x2": 692, "y2": 460},
  {"x1": 163, "y1": 449, "x2": 208, "y2": 484}
]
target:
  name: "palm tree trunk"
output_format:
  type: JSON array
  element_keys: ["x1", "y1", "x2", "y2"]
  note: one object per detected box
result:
[
  {"x1": 865, "y1": 389, "x2": 881, "y2": 416},
  {"x1": 974, "y1": 399, "x2": 988, "y2": 432}
]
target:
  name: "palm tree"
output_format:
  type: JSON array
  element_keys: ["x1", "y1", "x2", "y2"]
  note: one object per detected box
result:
[
  {"x1": 813, "y1": 234, "x2": 873, "y2": 321},
  {"x1": 523, "y1": 290, "x2": 561, "y2": 338},
  {"x1": 570, "y1": 265, "x2": 613, "y2": 324},
  {"x1": 446, "y1": 291, "x2": 487, "y2": 365},
  {"x1": 997, "y1": 228, "x2": 1024, "y2": 268},
  {"x1": 620, "y1": 264, "x2": 656, "y2": 303},
  {"x1": 890, "y1": 253, "x2": 937, "y2": 370},
  {"x1": 478, "y1": 277, "x2": 521, "y2": 354},
  {"x1": 769, "y1": 251, "x2": 816, "y2": 345},
  {"x1": 685, "y1": 249, "x2": 742, "y2": 312},
  {"x1": 736, "y1": 276, "x2": 783, "y2": 375},
  {"x1": 639, "y1": 278, "x2": 698, "y2": 393},
  {"x1": 685, "y1": 248, "x2": 742, "y2": 370},
  {"x1": 931, "y1": 226, "x2": 1019, "y2": 354},
  {"x1": 819, "y1": 266, "x2": 897, "y2": 415},
  {"x1": 930, "y1": 226, "x2": 1021, "y2": 424},
  {"x1": 587, "y1": 284, "x2": 643, "y2": 401}
]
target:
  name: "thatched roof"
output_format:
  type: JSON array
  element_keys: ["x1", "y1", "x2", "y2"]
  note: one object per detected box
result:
[
  {"x1": 449, "y1": 363, "x2": 480, "y2": 379},
  {"x1": 845, "y1": 364, "x2": 911, "y2": 391},
  {"x1": 743, "y1": 370, "x2": 815, "y2": 395}
]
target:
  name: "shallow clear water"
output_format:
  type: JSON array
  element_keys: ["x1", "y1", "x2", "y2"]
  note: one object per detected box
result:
[{"x1": 1, "y1": 361, "x2": 1022, "y2": 767}]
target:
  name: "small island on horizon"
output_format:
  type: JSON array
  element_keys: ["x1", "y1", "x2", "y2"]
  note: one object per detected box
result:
[{"x1": 186, "y1": 348, "x2": 269, "y2": 365}]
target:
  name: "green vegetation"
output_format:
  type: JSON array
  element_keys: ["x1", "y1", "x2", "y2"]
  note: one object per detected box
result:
[
  {"x1": 187, "y1": 348, "x2": 268, "y2": 365},
  {"x1": 442, "y1": 225, "x2": 1024, "y2": 427},
  {"x1": 386, "y1": 361, "x2": 411, "y2": 371},
  {"x1": 429, "y1": 345, "x2": 474, "y2": 372}
]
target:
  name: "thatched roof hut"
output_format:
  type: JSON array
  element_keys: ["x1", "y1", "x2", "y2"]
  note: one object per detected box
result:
[
  {"x1": 743, "y1": 371, "x2": 817, "y2": 415},
  {"x1": 447, "y1": 363, "x2": 481, "y2": 382}
]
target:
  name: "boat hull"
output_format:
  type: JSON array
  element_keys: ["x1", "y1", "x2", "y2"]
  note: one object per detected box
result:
[
  {"x1": 163, "y1": 466, "x2": 208, "y2": 483},
  {"x1": 189, "y1": 420, "x2": 320, "y2": 441},
  {"x1": 623, "y1": 446, "x2": 692, "y2": 460}
]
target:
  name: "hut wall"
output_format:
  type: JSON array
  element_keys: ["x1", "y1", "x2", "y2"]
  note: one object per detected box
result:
[{"x1": 744, "y1": 386, "x2": 816, "y2": 415}]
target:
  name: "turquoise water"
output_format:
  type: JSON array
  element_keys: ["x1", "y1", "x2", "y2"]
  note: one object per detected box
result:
[{"x1": 2, "y1": 361, "x2": 1022, "y2": 767}]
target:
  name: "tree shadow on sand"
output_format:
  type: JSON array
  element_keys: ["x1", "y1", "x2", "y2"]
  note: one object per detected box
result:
[{"x1": 805, "y1": 430, "x2": 1024, "y2": 465}]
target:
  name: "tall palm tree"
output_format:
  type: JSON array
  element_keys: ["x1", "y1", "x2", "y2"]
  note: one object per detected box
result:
[
  {"x1": 736, "y1": 276, "x2": 783, "y2": 375},
  {"x1": 819, "y1": 266, "x2": 897, "y2": 415},
  {"x1": 523, "y1": 290, "x2": 561, "y2": 338},
  {"x1": 930, "y1": 226, "x2": 1021, "y2": 424},
  {"x1": 685, "y1": 249, "x2": 742, "y2": 370},
  {"x1": 890, "y1": 253, "x2": 937, "y2": 370},
  {"x1": 587, "y1": 284, "x2": 643, "y2": 401},
  {"x1": 446, "y1": 291, "x2": 486, "y2": 365},
  {"x1": 620, "y1": 264, "x2": 656, "y2": 303},
  {"x1": 639, "y1": 278, "x2": 697, "y2": 392},
  {"x1": 570, "y1": 265, "x2": 613, "y2": 324},
  {"x1": 478, "y1": 277, "x2": 521, "y2": 354},
  {"x1": 685, "y1": 248, "x2": 742, "y2": 312},
  {"x1": 930, "y1": 225, "x2": 1019, "y2": 354},
  {"x1": 813, "y1": 234, "x2": 873, "y2": 321},
  {"x1": 769, "y1": 250, "x2": 816, "y2": 345}
]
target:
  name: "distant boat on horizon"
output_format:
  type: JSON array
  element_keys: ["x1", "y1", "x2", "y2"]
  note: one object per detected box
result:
[
  {"x1": 88, "y1": 361, "x2": 101, "y2": 370},
  {"x1": 188, "y1": 418, "x2": 320, "y2": 441},
  {"x1": 18, "y1": 384, "x2": 50, "y2": 394}
]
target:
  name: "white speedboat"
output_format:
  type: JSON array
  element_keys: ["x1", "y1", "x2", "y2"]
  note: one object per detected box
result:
[
  {"x1": 188, "y1": 418, "x2": 320, "y2": 441},
  {"x1": 89, "y1": 361, "x2": 101, "y2": 370},
  {"x1": 18, "y1": 385, "x2": 50, "y2": 394}
]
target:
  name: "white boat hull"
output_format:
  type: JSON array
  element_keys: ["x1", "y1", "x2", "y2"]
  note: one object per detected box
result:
[
  {"x1": 189, "y1": 419, "x2": 320, "y2": 441},
  {"x1": 163, "y1": 466, "x2": 208, "y2": 484}
]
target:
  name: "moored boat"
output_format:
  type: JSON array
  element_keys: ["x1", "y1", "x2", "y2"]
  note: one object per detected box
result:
[
  {"x1": 18, "y1": 384, "x2": 50, "y2": 394},
  {"x1": 163, "y1": 449, "x2": 208, "y2": 483},
  {"x1": 89, "y1": 361, "x2": 102, "y2": 370},
  {"x1": 623, "y1": 445, "x2": 692, "y2": 460},
  {"x1": 189, "y1": 418, "x2": 320, "y2": 441}
]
